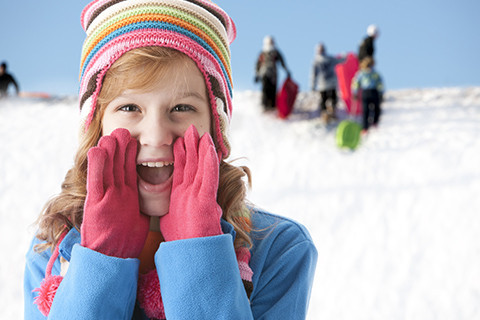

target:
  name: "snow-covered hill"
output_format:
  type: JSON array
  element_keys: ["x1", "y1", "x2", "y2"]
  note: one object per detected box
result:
[{"x1": 1, "y1": 87, "x2": 479, "y2": 319}]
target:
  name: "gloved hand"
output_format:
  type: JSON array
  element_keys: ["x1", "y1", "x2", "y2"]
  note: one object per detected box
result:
[
  {"x1": 160, "y1": 125, "x2": 223, "y2": 241},
  {"x1": 81, "y1": 128, "x2": 150, "y2": 259},
  {"x1": 254, "y1": 75, "x2": 260, "y2": 83}
]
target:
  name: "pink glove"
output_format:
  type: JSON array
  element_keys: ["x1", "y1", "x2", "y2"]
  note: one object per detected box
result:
[
  {"x1": 160, "y1": 125, "x2": 223, "y2": 241},
  {"x1": 81, "y1": 128, "x2": 149, "y2": 258}
]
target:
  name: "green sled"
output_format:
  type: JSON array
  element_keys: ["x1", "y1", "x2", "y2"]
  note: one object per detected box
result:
[{"x1": 336, "y1": 120, "x2": 361, "y2": 150}]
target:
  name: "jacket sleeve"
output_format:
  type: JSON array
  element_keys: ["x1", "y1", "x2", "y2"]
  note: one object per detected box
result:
[
  {"x1": 255, "y1": 52, "x2": 264, "y2": 76},
  {"x1": 156, "y1": 234, "x2": 254, "y2": 319},
  {"x1": 276, "y1": 50, "x2": 289, "y2": 74},
  {"x1": 7, "y1": 74, "x2": 19, "y2": 93},
  {"x1": 25, "y1": 238, "x2": 140, "y2": 319},
  {"x1": 375, "y1": 72, "x2": 385, "y2": 94},
  {"x1": 310, "y1": 63, "x2": 318, "y2": 91},
  {"x1": 154, "y1": 215, "x2": 318, "y2": 320},
  {"x1": 249, "y1": 222, "x2": 318, "y2": 319},
  {"x1": 334, "y1": 56, "x2": 347, "y2": 66}
]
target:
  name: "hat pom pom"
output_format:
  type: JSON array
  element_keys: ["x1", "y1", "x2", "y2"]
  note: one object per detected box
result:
[
  {"x1": 33, "y1": 275, "x2": 63, "y2": 316},
  {"x1": 137, "y1": 269, "x2": 165, "y2": 319}
]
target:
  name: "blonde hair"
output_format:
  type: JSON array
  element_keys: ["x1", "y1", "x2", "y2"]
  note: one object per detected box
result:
[
  {"x1": 360, "y1": 56, "x2": 375, "y2": 70},
  {"x1": 36, "y1": 47, "x2": 252, "y2": 251}
]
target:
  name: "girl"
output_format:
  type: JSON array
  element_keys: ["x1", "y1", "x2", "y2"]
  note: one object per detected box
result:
[{"x1": 24, "y1": 1, "x2": 317, "y2": 319}]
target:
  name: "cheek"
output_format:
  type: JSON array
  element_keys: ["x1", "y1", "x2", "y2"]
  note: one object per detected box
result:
[
  {"x1": 194, "y1": 124, "x2": 209, "y2": 137},
  {"x1": 192, "y1": 113, "x2": 213, "y2": 137},
  {"x1": 101, "y1": 122, "x2": 115, "y2": 137},
  {"x1": 101, "y1": 113, "x2": 118, "y2": 136},
  {"x1": 102, "y1": 113, "x2": 135, "y2": 137}
]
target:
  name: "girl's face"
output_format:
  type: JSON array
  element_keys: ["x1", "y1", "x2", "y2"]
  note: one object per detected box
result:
[{"x1": 101, "y1": 59, "x2": 212, "y2": 217}]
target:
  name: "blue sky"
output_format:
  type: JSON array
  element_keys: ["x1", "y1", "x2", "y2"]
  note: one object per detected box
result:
[{"x1": 1, "y1": 0, "x2": 479, "y2": 96}]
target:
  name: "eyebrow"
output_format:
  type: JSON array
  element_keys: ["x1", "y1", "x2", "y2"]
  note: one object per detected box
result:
[{"x1": 177, "y1": 90, "x2": 207, "y2": 101}]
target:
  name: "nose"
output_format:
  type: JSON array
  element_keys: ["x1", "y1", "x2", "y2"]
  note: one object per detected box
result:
[{"x1": 134, "y1": 116, "x2": 176, "y2": 148}]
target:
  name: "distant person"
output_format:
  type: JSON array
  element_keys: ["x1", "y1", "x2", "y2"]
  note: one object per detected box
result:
[
  {"x1": 310, "y1": 43, "x2": 346, "y2": 123},
  {"x1": 351, "y1": 57, "x2": 385, "y2": 133},
  {"x1": 0, "y1": 62, "x2": 19, "y2": 98},
  {"x1": 358, "y1": 24, "x2": 379, "y2": 63},
  {"x1": 255, "y1": 35, "x2": 290, "y2": 111}
]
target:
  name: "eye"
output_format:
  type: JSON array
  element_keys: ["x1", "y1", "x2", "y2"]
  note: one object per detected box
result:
[
  {"x1": 172, "y1": 104, "x2": 195, "y2": 112},
  {"x1": 118, "y1": 104, "x2": 140, "y2": 112}
]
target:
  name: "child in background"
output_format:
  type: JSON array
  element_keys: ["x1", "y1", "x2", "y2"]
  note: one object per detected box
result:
[
  {"x1": 255, "y1": 35, "x2": 290, "y2": 111},
  {"x1": 24, "y1": 1, "x2": 317, "y2": 319},
  {"x1": 352, "y1": 56, "x2": 385, "y2": 133},
  {"x1": 358, "y1": 24, "x2": 379, "y2": 63},
  {"x1": 310, "y1": 43, "x2": 346, "y2": 122},
  {"x1": 0, "y1": 62, "x2": 20, "y2": 97}
]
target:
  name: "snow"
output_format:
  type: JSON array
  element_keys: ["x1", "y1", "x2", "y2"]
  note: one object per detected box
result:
[{"x1": 1, "y1": 87, "x2": 480, "y2": 319}]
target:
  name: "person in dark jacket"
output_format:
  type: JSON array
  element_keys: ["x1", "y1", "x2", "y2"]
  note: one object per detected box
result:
[
  {"x1": 255, "y1": 36, "x2": 290, "y2": 111},
  {"x1": 358, "y1": 24, "x2": 379, "y2": 63},
  {"x1": 0, "y1": 62, "x2": 19, "y2": 97}
]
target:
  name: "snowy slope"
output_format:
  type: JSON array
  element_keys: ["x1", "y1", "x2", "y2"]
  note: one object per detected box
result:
[{"x1": 1, "y1": 87, "x2": 479, "y2": 319}]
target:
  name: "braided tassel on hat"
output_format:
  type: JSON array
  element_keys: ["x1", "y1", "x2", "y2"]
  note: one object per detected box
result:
[{"x1": 33, "y1": 230, "x2": 68, "y2": 316}]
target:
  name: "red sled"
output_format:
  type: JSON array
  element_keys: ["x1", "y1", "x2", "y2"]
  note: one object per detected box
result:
[
  {"x1": 276, "y1": 77, "x2": 298, "y2": 119},
  {"x1": 335, "y1": 53, "x2": 361, "y2": 115}
]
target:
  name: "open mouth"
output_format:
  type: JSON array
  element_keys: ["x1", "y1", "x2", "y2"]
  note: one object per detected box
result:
[{"x1": 137, "y1": 161, "x2": 174, "y2": 185}]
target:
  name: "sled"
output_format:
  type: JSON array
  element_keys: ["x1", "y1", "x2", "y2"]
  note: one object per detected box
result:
[
  {"x1": 336, "y1": 119, "x2": 362, "y2": 150},
  {"x1": 19, "y1": 92, "x2": 52, "y2": 99},
  {"x1": 335, "y1": 53, "x2": 360, "y2": 115},
  {"x1": 276, "y1": 77, "x2": 298, "y2": 119}
]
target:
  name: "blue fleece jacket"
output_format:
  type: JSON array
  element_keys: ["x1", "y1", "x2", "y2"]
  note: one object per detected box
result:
[{"x1": 24, "y1": 209, "x2": 317, "y2": 319}]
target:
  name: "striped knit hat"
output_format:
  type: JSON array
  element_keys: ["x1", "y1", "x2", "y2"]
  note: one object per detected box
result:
[{"x1": 79, "y1": 0, "x2": 236, "y2": 158}]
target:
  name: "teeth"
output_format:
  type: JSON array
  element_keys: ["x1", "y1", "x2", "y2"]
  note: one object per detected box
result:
[{"x1": 140, "y1": 161, "x2": 173, "y2": 168}]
